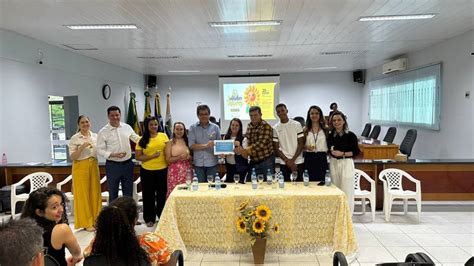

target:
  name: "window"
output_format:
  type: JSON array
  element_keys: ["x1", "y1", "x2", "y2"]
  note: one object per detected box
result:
[
  {"x1": 369, "y1": 63, "x2": 441, "y2": 130},
  {"x1": 48, "y1": 96, "x2": 67, "y2": 162}
]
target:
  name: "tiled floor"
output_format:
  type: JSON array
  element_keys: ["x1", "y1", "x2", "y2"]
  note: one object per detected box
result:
[{"x1": 3, "y1": 210, "x2": 473, "y2": 265}]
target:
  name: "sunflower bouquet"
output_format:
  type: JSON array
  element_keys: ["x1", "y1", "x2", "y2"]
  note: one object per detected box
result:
[{"x1": 235, "y1": 200, "x2": 279, "y2": 244}]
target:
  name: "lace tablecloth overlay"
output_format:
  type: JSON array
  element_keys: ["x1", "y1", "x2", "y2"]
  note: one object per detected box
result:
[{"x1": 156, "y1": 182, "x2": 358, "y2": 259}]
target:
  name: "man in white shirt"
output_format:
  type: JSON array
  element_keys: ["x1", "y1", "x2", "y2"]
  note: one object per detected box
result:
[
  {"x1": 273, "y1": 103, "x2": 305, "y2": 181},
  {"x1": 96, "y1": 106, "x2": 140, "y2": 203}
]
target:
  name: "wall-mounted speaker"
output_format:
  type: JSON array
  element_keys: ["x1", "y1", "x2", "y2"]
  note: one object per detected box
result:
[
  {"x1": 146, "y1": 75, "x2": 157, "y2": 88},
  {"x1": 353, "y1": 70, "x2": 365, "y2": 84}
]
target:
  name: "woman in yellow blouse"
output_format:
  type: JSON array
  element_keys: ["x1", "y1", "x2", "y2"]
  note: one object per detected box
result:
[
  {"x1": 135, "y1": 116, "x2": 169, "y2": 227},
  {"x1": 68, "y1": 115, "x2": 102, "y2": 231}
]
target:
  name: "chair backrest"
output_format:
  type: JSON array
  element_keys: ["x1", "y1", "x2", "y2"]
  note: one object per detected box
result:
[
  {"x1": 383, "y1": 127, "x2": 397, "y2": 143},
  {"x1": 44, "y1": 254, "x2": 60, "y2": 266},
  {"x1": 400, "y1": 129, "x2": 417, "y2": 157},
  {"x1": 361, "y1": 123, "x2": 371, "y2": 137},
  {"x1": 369, "y1": 125, "x2": 381, "y2": 139},
  {"x1": 28, "y1": 172, "x2": 53, "y2": 193},
  {"x1": 333, "y1": 251, "x2": 348, "y2": 266},
  {"x1": 379, "y1": 169, "x2": 404, "y2": 190},
  {"x1": 353, "y1": 169, "x2": 373, "y2": 191}
]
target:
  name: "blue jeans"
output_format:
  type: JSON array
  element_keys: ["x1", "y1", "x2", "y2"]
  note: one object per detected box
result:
[
  {"x1": 105, "y1": 159, "x2": 134, "y2": 203},
  {"x1": 194, "y1": 165, "x2": 218, "y2": 183},
  {"x1": 250, "y1": 155, "x2": 275, "y2": 177}
]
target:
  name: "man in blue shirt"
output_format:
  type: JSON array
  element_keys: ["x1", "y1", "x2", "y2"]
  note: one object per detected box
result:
[{"x1": 188, "y1": 104, "x2": 221, "y2": 182}]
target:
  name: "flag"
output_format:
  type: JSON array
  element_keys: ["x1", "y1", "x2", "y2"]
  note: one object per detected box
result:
[
  {"x1": 143, "y1": 91, "x2": 151, "y2": 120},
  {"x1": 127, "y1": 92, "x2": 141, "y2": 135},
  {"x1": 165, "y1": 92, "x2": 172, "y2": 137},
  {"x1": 154, "y1": 92, "x2": 165, "y2": 132}
]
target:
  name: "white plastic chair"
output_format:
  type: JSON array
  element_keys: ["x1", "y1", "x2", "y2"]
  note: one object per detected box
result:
[
  {"x1": 379, "y1": 168, "x2": 421, "y2": 222},
  {"x1": 100, "y1": 176, "x2": 109, "y2": 204},
  {"x1": 11, "y1": 172, "x2": 53, "y2": 218},
  {"x1": 132, "y1": 177, "x2": 142, "y2": 204},
  {"x1": 56, "y1": 174, "x2": 74, "y2": 214},
  {"x1": 354, "y1": 169, "x2": 376, "y2": 221}
]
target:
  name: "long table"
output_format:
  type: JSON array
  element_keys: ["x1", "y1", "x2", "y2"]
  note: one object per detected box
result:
[{"x1": 155, "y1": 183, "x2": 358, "y2": 259}]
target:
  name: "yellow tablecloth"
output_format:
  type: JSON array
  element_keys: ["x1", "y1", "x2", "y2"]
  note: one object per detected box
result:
[{"x1": 156, "y1": 182, "x2": 358, "y2": 258}]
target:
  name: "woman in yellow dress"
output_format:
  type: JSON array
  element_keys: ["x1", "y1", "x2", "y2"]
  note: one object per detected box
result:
[{"x1": 68, "y1": 115, "x2": 102, "y2": 231}]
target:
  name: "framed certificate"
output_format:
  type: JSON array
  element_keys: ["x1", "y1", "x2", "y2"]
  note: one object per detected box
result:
[{"x1": 214, "y1": 140, "x2": 235, "y2": 155}]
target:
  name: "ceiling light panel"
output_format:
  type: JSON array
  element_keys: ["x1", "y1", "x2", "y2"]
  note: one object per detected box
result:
[
  {"x1": 209, "y1": 20, "x2": 282, "y2": 27},
  {"x1": 64, "y1": 24, "x2": 138, "y2": 30},
  {"x1": 358, "y1": 14, "x2": 436, "y2": 21}
]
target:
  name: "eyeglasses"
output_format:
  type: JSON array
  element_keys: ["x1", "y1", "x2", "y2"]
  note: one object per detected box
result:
[{"x1": 31, "y1": 247, "x2": 47, "y2": 261}]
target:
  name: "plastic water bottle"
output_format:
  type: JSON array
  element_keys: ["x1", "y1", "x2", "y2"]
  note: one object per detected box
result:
[
  {"x1": 192, "y1": 172, "x2": 199, "y2": 191},
  {"x1": 1, "y1": 153, "x2": 7, "y2": 166},
  {"x1": 278, "y1": 171, "x2": 285, "y2": 189},
  {"x1": 266, "y1": 169, "x2": 273, "y2": 185},
  {"x1": 303, "y1": 170, "x2": 309, "y2": 186},
  {"x1": 251, "y1": 168, "x2": 258, "y2": 190},
  {"x1": 215, "y1": 172, "x2": 221, "y2": 190},
  {"x1": 185, "y1": 169, "x2": 192, "y2": 189},
  {"x1": 325, "y1": 170, "x2": 332, "y2": 186}
]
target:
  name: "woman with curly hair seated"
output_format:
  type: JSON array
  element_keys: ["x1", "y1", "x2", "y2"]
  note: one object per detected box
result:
[
  {"x1": 21, "y1": 187, "x2": 83, "y2": 266},
  {"x1": 84, "y1": 194, "x2": 171, "y2": 265}
]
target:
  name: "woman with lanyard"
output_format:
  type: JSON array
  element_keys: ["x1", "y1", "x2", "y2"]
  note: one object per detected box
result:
[
  {"x1": 303, "y1": 106, "x2": 329, "y2": 184},
  {"x1": 327, "y1": 111, "x2": 360, "y2": 214}
]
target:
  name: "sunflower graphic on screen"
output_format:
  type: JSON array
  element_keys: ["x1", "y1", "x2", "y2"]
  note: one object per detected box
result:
[{"x1": 244, "y1": 85, "x2": 260, "y2": 111}]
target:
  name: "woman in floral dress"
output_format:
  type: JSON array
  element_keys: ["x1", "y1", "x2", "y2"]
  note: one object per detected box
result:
[{"x1": 165, "y1": 122, "x2": 192, "y2": 198}]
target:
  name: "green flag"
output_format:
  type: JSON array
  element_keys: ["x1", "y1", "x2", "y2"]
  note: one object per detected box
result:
[{"x1": 127, "y1": 92, "x2": 141, "y2": 135}]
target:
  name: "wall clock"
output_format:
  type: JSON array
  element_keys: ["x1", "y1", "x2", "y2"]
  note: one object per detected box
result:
[{"x1": 102, "y1": 84, "x2": 111, "y2": 100}]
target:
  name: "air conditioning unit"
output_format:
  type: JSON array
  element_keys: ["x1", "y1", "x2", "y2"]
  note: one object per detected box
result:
[{"x1": 382, "y1": 58, "x2": 407, "y2": 74}]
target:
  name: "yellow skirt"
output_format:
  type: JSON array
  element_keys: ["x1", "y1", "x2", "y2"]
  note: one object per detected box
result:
[{"x1": 72, "y1": 157, "x2": 102, "y2": 229}]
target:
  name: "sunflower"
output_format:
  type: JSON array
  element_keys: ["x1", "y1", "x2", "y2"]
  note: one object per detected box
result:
[
  {"x1": 244, "y1": 85, "x2": 260, "y2": 106},
  {"x1": 273, "y1": 223, "x2": 280, "y2": 234},
  {"x1": 235, "y1": 218, "x2": 247, "y2": 233},
  {"x1": 255, "y1": 205, "x2": 271, "y2": 221},
  {"x1": 243, "y1": 215, "x2": 251, "y2": 222},
  {"x1": 252, "y1": 219, "x2": 265, "y2": 234},
  {"x1": 236, "y1": 200, "x2": 249, "y2": 212},
  {"x1": 246, "y1": 210, "x2": 254, "y2": 217}
]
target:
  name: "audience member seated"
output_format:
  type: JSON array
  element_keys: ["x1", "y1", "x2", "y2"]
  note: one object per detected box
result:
[
  {"x1": 21, "y1": 187, "x2": 83, "y2": 266},
  {"x1": 0, "y1": 218, "x2": 44, "y2": 266},
  {"x1": 84, "y1": 196, "x2": 171, "y2": 265},
  {"x1": 84, "y1": 204, "x2": 150, "y2": 265}
]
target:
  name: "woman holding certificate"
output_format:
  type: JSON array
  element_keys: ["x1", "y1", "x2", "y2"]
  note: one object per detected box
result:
[
  {"x1": 135, "y1": 116, "x2": 169, "y2": 227},
  {"x1": 222, "y1": 118, "x2": 249, "y2": 183}
]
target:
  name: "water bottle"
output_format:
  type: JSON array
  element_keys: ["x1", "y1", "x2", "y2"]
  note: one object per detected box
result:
[
  {"x1": 1, "y1": 153, "x2": 7, "y2": 166},
  {"x1": 278, "y1": 171, "x2": 285, "y2": 189},
  {"x1": 251, "y1": 168, "x2": 258, "y2": 190},
  {"x1": 325, "y1": 170, "x2": 332, "y2": 186},
  {"x1": 215, "y1": 172, "x2": 221, "y2": 190},
  {"x1": 266, "y1": 169, "x2": 273, "y2": 185},
  {"x1": 303, "y1": 170, "x2": 309, "y2": 186},
  {"x1": 185, "y1": 169, "x2": 192, "y2": 189},
  {"x1": 192, "y1": 172, "x2": 199, "y2": 191}
]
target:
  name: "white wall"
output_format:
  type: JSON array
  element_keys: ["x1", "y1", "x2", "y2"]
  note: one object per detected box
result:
[
  {"x1": 0, "y1": 29, "x2": 145, "y2": 163},
  {"x1": 361, "y1": 30, "x2": 474, "y2": 159},
  {"x1": 156, "y1": 72, "x2": 364, "y2": 132}
]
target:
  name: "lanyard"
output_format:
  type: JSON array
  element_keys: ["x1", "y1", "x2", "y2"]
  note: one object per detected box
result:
[{"x1": 312, "y1": 129, "x2": 319, "y2": 147}]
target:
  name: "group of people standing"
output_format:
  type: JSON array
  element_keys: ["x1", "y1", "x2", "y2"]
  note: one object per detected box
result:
[{"x1": 66, "y1": 100, "x2": 359, "y2": 235}]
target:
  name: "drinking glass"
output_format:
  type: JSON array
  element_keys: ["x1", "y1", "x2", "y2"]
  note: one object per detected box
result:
[
  {"x1": 257, "y1": 174, "x2": 264, "y2": 189},
  {"x1": 233, "y1": 174, "x2": 240, "y2": 189},
  {"x1": 207, "y1": 175, "x2": 214, "y2": 190},
  {"x1": 291, "y1": 171, "x2": 298, "y2": 185},
  {"x1": 272, "y1": 172, "x2": 279, "y2": 189}
]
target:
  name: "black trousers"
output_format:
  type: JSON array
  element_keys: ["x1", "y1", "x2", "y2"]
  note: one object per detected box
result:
[
  {"x1": 279, "y1": 163, "x2": 304, "y2": 182},
  {"x1": 140, "y1": 167, "x2": 167, "y2": 223}
]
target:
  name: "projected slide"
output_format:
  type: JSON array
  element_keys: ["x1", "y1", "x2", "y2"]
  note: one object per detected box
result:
[{"x1": 223, "y1": 83, "x2": 277, "y2": 120}]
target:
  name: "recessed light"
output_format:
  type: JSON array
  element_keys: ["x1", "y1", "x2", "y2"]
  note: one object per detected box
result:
[
  {"x1": 209, "y1": 20, "x2": 282, "y2": 28},
  {"x1": 320, "y1": 51, "x2": 367, "y2": 56},
  {"x1": 64, "y1": 24, "x2": 138, "y2": 30},
  {"x1": 235, "y1": 69, "x2": 268, "y2": 72},
  {"x1": 138, "y1": 56, "x2": 181, "y2": 59},
  {"x1": 358, "y1": 14, "x2": 436, "y2": 21},
  {"x1": 303, "y1": 67, "x2": 338, "y2": 70},
  {"x1": 168, "y1": 70, "x2": 200, "y2": 73},
  {"x1": 228, "y1": 54, "x2": 273, "y2": 58}
]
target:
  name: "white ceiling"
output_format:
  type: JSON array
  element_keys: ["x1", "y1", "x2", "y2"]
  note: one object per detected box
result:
[{"x1": 1, "y1": 0, "x2": 473, "y2": 75}]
